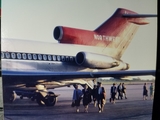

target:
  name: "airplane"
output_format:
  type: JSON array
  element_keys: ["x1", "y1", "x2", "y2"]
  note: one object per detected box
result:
[{"x1": 1, "y1": 8, "x2": 156, "y2": 106}]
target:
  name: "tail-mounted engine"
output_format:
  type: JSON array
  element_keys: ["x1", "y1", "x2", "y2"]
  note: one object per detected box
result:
[
  {"x1": 53, "y1": 26, "x2": 95, "y2": 45},
  {"x1": 75, "y1": 52, "x2": 119, "y2": 69},
  {"x1": 53, "y1": 26, "x2": 109, "y2": 47},
  {"x1": 75, "y1": 52, "x2": 129, "y2": 70}
]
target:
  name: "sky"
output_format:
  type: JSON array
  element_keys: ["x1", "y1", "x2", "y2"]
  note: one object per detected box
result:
[{"x1": 1, "y1": 0, "x2": 157, "y2": 70}]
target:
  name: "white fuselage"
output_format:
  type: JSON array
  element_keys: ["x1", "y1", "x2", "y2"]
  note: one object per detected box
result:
[
  {"x1": 1, "y1": 38, "x2": 118, "y2": 73},
  {"x1": 1, "y1": 38, "x2": 130, "y2": 89}
]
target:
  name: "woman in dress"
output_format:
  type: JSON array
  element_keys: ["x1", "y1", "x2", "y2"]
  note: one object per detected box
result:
[
  {"x1": 82, "y1": 84, "x2": 92, "y2": 113},
  {"x1": 72, "y1": 84, "x2": 83, "y2": 112},
  {"x1": 143, "y1": 83, "x2": 148, "y2": 100}
]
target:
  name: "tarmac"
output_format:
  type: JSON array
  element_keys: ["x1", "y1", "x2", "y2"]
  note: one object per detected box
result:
[{"x1": 2, "y1": 84, "x2": 154, "y2": 120}]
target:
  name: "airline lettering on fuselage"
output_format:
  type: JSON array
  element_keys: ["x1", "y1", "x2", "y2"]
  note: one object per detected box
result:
[{"x1": 94, "y1": 34, "x2": 119, "y2": 41}]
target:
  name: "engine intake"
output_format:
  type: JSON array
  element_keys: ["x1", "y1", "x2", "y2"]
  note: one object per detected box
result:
[
  {"x1": 53, "y1": 26, "x2": 63, "y2": 41},
  {"x1": 75, "y1": 52, "x2": 119, "y2": 69}
]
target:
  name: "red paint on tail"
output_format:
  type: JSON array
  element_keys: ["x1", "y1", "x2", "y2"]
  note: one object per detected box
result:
[{"x1": 53, "y1": 8, "x2": 149, "y2": 58}]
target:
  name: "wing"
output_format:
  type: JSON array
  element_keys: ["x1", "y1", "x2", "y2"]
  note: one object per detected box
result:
[
  {"x1": 2, "y1": 70, "x2": 155, "y2": 81},
  {"x1": 2, "y1": 69, "x2": 155, "y2": 104}
]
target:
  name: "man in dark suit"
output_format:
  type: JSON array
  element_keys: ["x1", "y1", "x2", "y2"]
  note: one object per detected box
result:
[
  {"x1": 110, "y1": 83, "x2": 117, "y2": 104},
  {"x1": 95, "y1": 82, "x2": 106, "y2": 113},
  {"x1": 91, "y1": 85, "x2": 97, "y2": 107}
]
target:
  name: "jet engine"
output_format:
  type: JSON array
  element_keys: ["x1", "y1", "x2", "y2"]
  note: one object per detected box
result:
[
  {"x1": 75, "y1": 52, "x2": 119, "y2": 69},
  {"x1": 53, "y1": 26, "x2": 94, "y2": 44},
  {"x1": 75, "y1": 52, "x2": 129, "y2": 70},
  {"x1": 53, "y1": 26, "x2": 107, "y2": 46}
]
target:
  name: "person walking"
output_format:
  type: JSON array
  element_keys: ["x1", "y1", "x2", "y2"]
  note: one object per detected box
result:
[
  {"x1": 95, "y1": 82, "x2": 106, "y2": 113},
  {"x1": 91, "y1": 85, "x2": 97, "y2": 107},
  {"x1": 110, "y1": 83, "x2": 117, "y2": 104},
  {"x1": 143, "y1": 83, "x2": 148, "y2": 100},
  {"x1": 122, "y1": 83, "x2": 127, "y2": 99},
  {"x1": 72, "y1": 84, "x2": 83, "y2": 112},
  {"x1": 117, "y1": 83, "x2": 123, "y2": 100},
  {"x1": 82, "y1": 84, "x2": 92, "y2": 113},
  {"x1": 149, "y1": 83, "x2": 154, "y2": 100}
]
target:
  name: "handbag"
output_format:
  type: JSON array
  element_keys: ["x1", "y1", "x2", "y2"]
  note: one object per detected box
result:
[{"x1": 71, "y1": 101, "x2": 75, "y2": 107}]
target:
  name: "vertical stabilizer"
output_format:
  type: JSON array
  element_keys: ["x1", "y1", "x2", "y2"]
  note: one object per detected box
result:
[{"x1": 94, "y1": 8, "x2": 149, "y2": 59}]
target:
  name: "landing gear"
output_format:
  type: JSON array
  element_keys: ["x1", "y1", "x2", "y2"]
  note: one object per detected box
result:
[
  {"x1": 35, "y1": 85, "x2": 58, "y2": 106},
  {"x1": 45, "y1": 92, "x2": 58, "y2": 106},
  {"x1": 3, "y1": 87, "x2": 17, "y2": 103},
  {"x1": 35, "y1": 91, "x2": 58, "y2": 106}
]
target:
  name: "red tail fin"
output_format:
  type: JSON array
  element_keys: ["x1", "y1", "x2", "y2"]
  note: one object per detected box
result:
[
  {"x1": 53, "y1": 8, "x2": 150, "y2": 59},
  {"x1": 94, "y1": 8, "x2": 149, "y2": 59}
]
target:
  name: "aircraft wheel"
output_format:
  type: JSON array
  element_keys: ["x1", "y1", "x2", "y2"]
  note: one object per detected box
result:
[{"x1": 45, "y1": 92, "x2": 57, "y2": 106}]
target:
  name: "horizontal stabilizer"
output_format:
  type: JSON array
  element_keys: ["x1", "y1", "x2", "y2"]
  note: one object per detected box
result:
[{"x1": 122, "y1": 14, "x2": 157, "y2": 18}]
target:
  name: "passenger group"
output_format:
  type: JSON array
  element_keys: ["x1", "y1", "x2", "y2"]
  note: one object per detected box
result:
[{"x1": 71, "y1": 82, "x2": 154, "y2": 113}]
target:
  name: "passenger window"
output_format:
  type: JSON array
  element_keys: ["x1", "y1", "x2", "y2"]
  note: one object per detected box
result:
[
  {"x1": 38, "y1": 54, "x2": 42, "y2": 60},
  {"x1": 17, "y1": 53, "x2": 22, "y2": 59},
  {"x1": 5, "y1": 52, "x2": 10, "y2": 59},
  {"x1": 28, "y1": 53, "x2": 32, "y2": 60},
  {"x1": 43, "y1": 54, "x2": 47, "y2": 60},
  {"x1": 52, "y1": 55, "x2": 56, "y2": 61},
  {"x1": 57, "y1": 56, "x2": 61, "y2": 61},
  {"x1": 61, "y1": 56, "x2": 65, "y2": 61},
  {"x1": 33, "y1": 54, "x2": 37, "y2": 60},
  {"x1": 22, "y1": 53, "x2": 27, "y2": 60},
  {"x1": 11, "y1": 53, "x2": 16, "y2": 59},
  {"x1": 48, "y1": 55, "x2": 52, "y2": 61}
]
